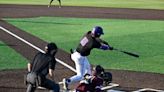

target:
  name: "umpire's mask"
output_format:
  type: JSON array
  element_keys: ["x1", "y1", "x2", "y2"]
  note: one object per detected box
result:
[{"x1": 45, "y1": 42, "x2": 58, "y2": 56}]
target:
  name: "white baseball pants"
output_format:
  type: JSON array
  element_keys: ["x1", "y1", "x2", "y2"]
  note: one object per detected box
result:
[{"x1": 69, "y1": 51, "x2": 91, "y2": 84}]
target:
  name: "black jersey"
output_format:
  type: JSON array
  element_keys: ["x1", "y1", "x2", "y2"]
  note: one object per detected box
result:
[
  {"x1": 30, "y1": 52, "x2": 56, "y2": 76},
  {"x1": 76, "y1": 31, "x2": 104, "y2": 56}
]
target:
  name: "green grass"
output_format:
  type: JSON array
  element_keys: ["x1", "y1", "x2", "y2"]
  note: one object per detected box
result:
[
  {"x1": 0, "y1": 41, "x2": 28, "y2": 70},
  {"x1": 0, "y1": 0, "x2": 164, "y2": 10},
  {"x1": 4, "y1": 17, "x2": 164, "y2": 74}
]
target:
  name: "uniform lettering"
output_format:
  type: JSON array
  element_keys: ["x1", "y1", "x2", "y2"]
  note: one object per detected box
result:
[{"x1": 80, "y1": 37, "x2": 88, "y2": 46}]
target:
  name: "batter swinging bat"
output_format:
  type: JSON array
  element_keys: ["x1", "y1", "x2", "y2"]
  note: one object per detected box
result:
[{"x1": 113, "y1": 48, "x2": 139, "y2": 58}]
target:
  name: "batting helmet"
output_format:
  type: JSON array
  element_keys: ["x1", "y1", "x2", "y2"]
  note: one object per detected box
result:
[{"x1": 91, "y1": 26, "x2": 104, "y2": 37}]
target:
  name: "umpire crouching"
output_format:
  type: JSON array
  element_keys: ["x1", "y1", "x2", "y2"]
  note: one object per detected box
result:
[{"x1": 26, "y1": 42, "x2": 60, "y2": 92}]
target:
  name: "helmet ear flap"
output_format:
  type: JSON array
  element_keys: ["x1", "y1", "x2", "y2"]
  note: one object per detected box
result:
[{"x1": 91, "y1": 26, "x2": 104, "y2": 37}]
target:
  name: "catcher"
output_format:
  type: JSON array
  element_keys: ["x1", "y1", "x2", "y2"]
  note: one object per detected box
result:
[
  {"x1": 76, "y1": 65, "x2": 112, "y2": 92},
  {"x1": 25, "y1": 42, "x2": 60, "y2": 92}
]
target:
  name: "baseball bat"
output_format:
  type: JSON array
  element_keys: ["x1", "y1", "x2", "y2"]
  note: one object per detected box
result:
[{"x1": 113, "y1": 48, "x2": 139, "y2": 58}]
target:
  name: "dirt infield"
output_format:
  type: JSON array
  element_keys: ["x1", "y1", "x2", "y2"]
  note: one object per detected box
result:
[{"x1": 0, "y1": 4, "x2": 164, "y2": 92}]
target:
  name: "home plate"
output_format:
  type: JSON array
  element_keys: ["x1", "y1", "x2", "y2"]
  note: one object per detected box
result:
[{"x1": 133, "y1": 88, "x2": 164, "y2": 92}]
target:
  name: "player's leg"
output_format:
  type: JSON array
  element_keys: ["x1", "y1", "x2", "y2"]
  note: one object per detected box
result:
[
  {"x1": 84, "y1": 57, "x2": 91, "y2": 75},
  {"x1": 63, "y1": 52, "x2": 85, "y2": 90},
  {"x1": 48, "y1": 0, "x2": 54, "y2": 7},
  {"x1": 69, "y1": 56, "x2": 85, "y2": 83},
  {"x1": 26, "y1": 72, "x2": 37, "y2": 92},
  {"x1": 26, "y1": 84, "x2": 36, "y2": 92},
  {"x1": 41, "y1": 78, "x2": 60, "y2": 92},
  {"x1": 58, "y1": 0, "x2": 61, "y2": 8}
]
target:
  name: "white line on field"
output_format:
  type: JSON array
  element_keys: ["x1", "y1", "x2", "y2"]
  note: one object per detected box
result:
[
  {"x1": 0, "y1": 26, "x2": 76, "y2": 73},
  {"x1": 133, "y1": 88, "x2": 164, "y2": 92}
]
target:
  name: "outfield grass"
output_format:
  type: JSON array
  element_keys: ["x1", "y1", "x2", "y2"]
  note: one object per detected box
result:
[
  {"x1": 0, "y1": 0, "x2": 164, "y2": 10},
  {"x1": 4, "y1": 17, "x2": 164, "y2": 74},
  {"x1": 0, "y1": 41, "x2": 28, "y2": 70}
]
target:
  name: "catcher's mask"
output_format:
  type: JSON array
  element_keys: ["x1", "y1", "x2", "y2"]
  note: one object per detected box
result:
[
  {"x1": 45, "y1": 42, "x2": 58, "y2": 56},
  {"x1": 91, "y1": 26, "x2": 104, "y2": 37},
  {"x1": 94, "y1": 65, "x2": 104, "y2": 75}
]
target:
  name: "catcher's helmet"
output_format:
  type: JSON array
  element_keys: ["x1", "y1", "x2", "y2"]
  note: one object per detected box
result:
[
  {"x1": 91, "y1": 26, "x2": 104, "y2": 37},
  {"x1": 95, "y1": 65, "x2": 104, "y2": 75}
]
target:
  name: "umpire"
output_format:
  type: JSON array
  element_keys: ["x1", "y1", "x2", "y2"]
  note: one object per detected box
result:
[{"x1": 26, "y1": 42, "x2": 60, "y2": 92}]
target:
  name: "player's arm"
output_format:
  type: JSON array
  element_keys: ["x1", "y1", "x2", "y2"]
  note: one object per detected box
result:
[
  {"x1": 49, "y1": 58, "x2": 56, "y2": 80},
  {"x1": 49, "y1": 68, "x2": 55, "y2": 80},
  {"x1": 97, "y1": 38, "x2": 113, "y2": 50},
  {"x1": 100, "y1": 43, "x2": 113, "y2": 50},
  {"x1": 27, "y1": 63, "x2": 32, "y2": 72}
]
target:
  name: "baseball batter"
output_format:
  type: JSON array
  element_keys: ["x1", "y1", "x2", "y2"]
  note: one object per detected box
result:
[
  {"x1": 48, "y1": 0, "x2": 61, "y2": 8},
  {"x1": 63, "y1": 26, "x2": 113, "y2": 90},
  {"x1": 26, "y1": 42, "x2": 60, "y2": 92}
]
